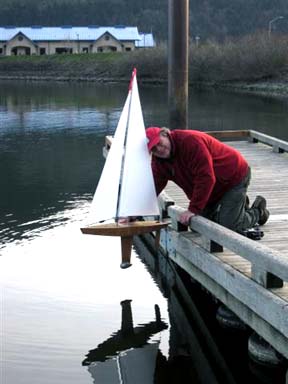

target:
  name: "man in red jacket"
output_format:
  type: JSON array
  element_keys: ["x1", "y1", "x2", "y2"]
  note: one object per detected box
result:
[{"x1": 146, "y1": 127, "x2": 269, "y2": 232}]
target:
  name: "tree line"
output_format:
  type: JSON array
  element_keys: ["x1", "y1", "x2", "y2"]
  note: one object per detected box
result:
[{"x1": 0, "y1": 0, "x2": 287, "y2": 41}]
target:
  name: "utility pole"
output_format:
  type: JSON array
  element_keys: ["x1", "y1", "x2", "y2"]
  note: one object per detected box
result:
[{"x1": 168, "y1": 0, "x2": 189, "y2": 129}]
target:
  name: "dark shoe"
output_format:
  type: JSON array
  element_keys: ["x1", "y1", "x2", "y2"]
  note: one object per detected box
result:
[
  {"x1": 251, "y1": 195, "x2": 269, "y2": 225},
  {"x1": 258, "y1": 208, "x2": 270, "y2": 225}
]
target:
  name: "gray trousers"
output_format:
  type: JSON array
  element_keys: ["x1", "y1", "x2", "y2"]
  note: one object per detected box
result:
[{"x1": 202, "y1": 167, "x2": 260, "y2": 233}]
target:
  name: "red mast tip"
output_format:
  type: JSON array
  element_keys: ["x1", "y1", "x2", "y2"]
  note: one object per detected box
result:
[{"x1": 128, "y1": 68, "x2": 137, "y2": 90}]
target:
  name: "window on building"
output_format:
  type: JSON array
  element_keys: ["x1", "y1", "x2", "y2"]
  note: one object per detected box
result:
[
  {"x1": 82, "y1": 47, "x2": 89, "y2": 53},
  {"x1": 55, "y1": 48, "x2": 73, "y2": 54},
  {"x1": 105, "y1": 35, "x2": 110, "y2": 41},
  {"x1": 0, "y1": 48, "x2": 3, "y2": 54},
  {"x1": 40, "y1": 48, "x2": 46, "y2": 55},
  {"x1": 125, "y1": 47, "x2": 132, "y2": 51},
  {"x1": 18, "y1": 35, "x2": 23, "y2": 41}
]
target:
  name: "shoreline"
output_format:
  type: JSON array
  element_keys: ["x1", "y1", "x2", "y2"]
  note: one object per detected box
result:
[
  {"x1": 212, "y1": 81, "x2": 288, "y2": 98},
  {"x1": 192, "y1": 79, "x2": 288, "y2": 98},
  {"x1": 1, "y1": 74, "x2": 288, "y2": 98},
  {"x1": 0, "y1": 74, "x2": 167, "y2": 85}
]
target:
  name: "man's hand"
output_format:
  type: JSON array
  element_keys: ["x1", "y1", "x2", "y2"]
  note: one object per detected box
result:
[
  {"x1": 118, "y1": 216, "x2": 137, "y2": 224},
  {"x1": 179, "y1": 210, "x2": 195, "y2": 226}
]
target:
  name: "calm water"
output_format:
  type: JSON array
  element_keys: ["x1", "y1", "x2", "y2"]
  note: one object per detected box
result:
[{"x1": 1, "y1": 80, "x2": 288, "y2": 384}]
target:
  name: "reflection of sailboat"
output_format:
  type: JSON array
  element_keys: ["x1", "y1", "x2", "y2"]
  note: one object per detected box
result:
[
  {"x1": 86, "y1": 344, "x2": 160, "y2": 384},
  {"x1": 82, "y1": 300, "x2": 168, "y2": 384},
  {"x1": 81, "y1": 68, "x2": 168, "y2": 268}
]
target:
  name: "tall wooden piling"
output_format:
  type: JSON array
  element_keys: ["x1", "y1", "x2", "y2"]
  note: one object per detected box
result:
[{"x1": 168, "y1": 0, "x2": 189, "y2": 129}]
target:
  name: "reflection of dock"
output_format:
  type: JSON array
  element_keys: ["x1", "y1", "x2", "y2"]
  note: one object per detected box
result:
[
  {"x1": 82, "y1": 300, "x2": 167, "y2": 383},
  {"x1": 135, "y1": 236, "x2": 237, "y2": 384}
]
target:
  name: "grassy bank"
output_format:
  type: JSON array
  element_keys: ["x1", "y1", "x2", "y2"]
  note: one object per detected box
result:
[
  {"x1": 1, "y1": 33, "x2": 288, "y2": 95},
  {"x1": 0, "y1": 49, "x2": 167, "y2": 83},
  {"x1": 189, "y1": 33, "x2": 288, "y2": 96}
]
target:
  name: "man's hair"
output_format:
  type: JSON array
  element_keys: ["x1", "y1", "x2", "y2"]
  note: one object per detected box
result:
[{"x1": 160, "y1": 127, "x2": 170, "y2": 136}]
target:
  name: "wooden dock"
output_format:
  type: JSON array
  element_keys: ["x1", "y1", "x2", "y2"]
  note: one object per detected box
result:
[
  {"x1": 155, "y1": 130, "x2": 288, "y2": 365},
  {"x1": 104, "y1": 130, "x2": 288, "y2": 377}
]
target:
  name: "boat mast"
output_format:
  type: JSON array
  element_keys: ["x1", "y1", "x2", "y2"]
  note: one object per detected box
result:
[{"x1": 115, "y1": 68, "x2": 137, "y2": 223}]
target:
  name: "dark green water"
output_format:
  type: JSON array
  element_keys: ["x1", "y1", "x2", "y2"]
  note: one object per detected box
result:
[{"x1": 1, "y1": 81, "x2": 287, "y2": 384}]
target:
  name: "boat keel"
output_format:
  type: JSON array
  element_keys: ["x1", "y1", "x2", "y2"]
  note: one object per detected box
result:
[{"x1": 120, "y1": 236, "x2": 133, "y2": 269}]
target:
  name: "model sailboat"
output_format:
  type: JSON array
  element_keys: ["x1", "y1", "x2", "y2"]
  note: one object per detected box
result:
[{"x1": 81, "y1": 68, "x2": 168, "y2": 268}]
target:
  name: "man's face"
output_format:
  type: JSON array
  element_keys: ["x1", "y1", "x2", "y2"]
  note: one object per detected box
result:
[{"x1": 151, "y1": 135, "x2": 171, "y2": 159}]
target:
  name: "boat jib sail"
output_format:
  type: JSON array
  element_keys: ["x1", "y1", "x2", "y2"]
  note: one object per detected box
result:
[{"x1": 87, "y1": 68, "x2": 160, "y2": 226}]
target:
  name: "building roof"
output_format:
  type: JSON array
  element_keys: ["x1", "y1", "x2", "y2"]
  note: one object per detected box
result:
[
  {"x1": 135, "y1": 33, "x2": 155, "y2": 48},
  {"x1": 0, "y1": 26, "x2": 141, "y2": 42}
]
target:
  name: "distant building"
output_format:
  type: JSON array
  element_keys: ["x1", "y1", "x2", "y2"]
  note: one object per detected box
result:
[
  {"x1": 135, "y1": 33, "x2": 155, "y2": 48},
  {"x1": 0, "y1": 26, "x2": 155, "y2": 56}
]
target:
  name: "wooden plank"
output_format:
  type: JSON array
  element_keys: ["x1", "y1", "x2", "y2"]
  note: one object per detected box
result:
[
  {"x1": 167, "y1": 209, "x2": 288, "y2": 282},
  {"x1": 206, "y1": 130, "x2": 249, "y2": 140},
  {"x1": 81, "y1": 221, "x2": 168, "y2": 236},
  {"x1": 165, "y1": 237, "x2": 288, "y2": 360},
  {"x1": 249, "y1": 130, "x2": 288, "y2": 152},
  {"x1": 206, "y1": 130, "x2": 288, "y2": 153},
  {"x1": 167, "y1": 229, "x2": 288, "y2": 338}
]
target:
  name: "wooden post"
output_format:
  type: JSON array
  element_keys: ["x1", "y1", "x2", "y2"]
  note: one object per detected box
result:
[
  {"x1": 202, "y1": 239, "x2": 224, "y2": 253},
  {"x1": 168, "y1": 0, "x2": 189, "y2": 129},
  {"x1": 251, "y1": 266, "x2": 283, "y2": 288}
]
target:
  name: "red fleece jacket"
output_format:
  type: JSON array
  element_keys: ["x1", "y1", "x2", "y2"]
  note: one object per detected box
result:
[{"x1": 151, "y1": 130, "x2": 249, "y2": 214}]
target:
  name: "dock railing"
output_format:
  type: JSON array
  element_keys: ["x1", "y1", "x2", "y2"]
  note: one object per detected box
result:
[
  {"x1": 160, "y1": 196, "x2": 288, "y2": 288},
  {"x1": 201, "y1": 129, "x2": 288, "y2": 153},
  {"x1": 158, "y1": 194, "x2": 288, "y2": 359}
]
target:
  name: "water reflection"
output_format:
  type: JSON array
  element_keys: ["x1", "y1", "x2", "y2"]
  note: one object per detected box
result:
[
  {"x1": 83, "y1": 300, "x2": 167, "y2": 383},
  {"x1": 0, "y1": 202, "x2": 170, "y2": 384},
  {"x1": 86, "y1": 344, "x2": 161, "y2": 384},
  {"x1": 83, "y1": 300, "x2": 167, "y2": 365}
]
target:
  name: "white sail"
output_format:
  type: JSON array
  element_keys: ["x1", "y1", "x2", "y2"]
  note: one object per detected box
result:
[
  {"x1": 118, "y1": 77, "x2": 159, "y2": 217},
  {"x1": 87, "y1": 92, "x2": 131, "y2": 224},
  {"x1": 87, "y1": 70, "x2": 159, "y2": 224}
]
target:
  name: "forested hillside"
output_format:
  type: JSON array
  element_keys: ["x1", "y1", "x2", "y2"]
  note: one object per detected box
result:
[{"x1": 0, "y1": 0, "x2": 288, "y2": 41}]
